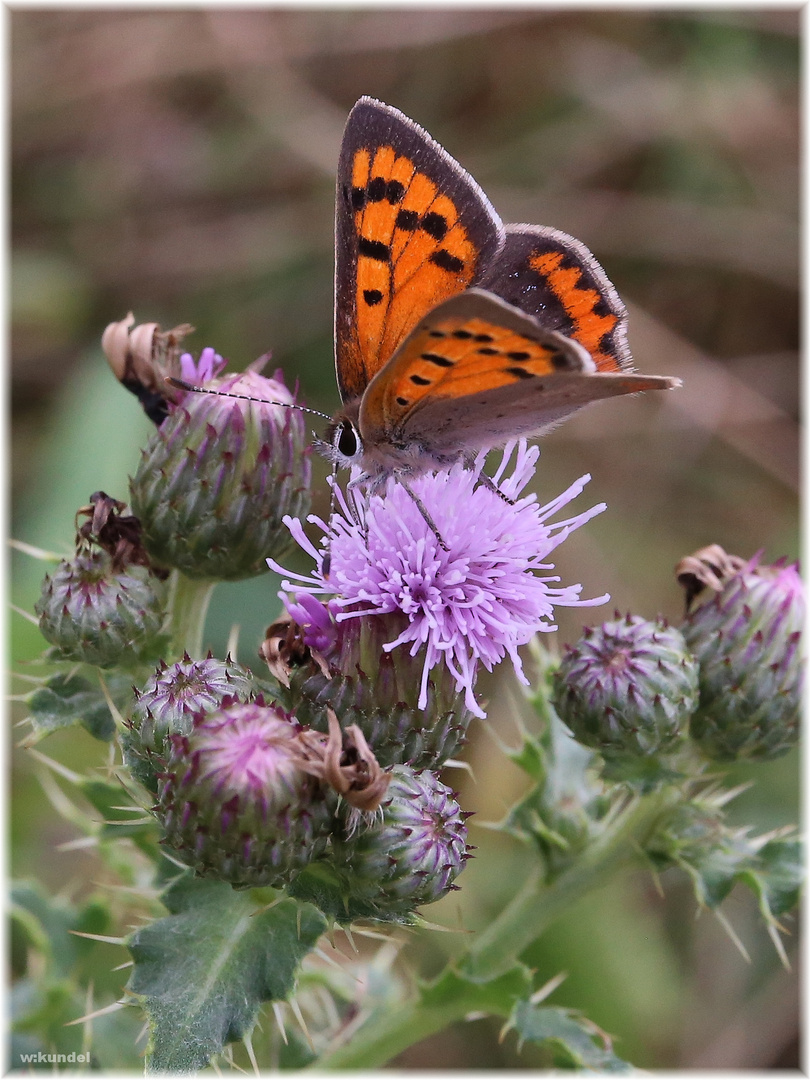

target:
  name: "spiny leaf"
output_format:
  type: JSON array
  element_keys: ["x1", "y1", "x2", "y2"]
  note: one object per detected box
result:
[
  {"x1": 24, "y1": 672, "x2": 133, "y2": 743},
  {"x1": 738, "y1": 836, "x2": 802, "y2": 923},
  {"x1": 127, "y1": 874, "x2": 326, "y2": 1073},
  {"x1": 509, "y1": 1000, "x2": 632, "y2": 1071}
]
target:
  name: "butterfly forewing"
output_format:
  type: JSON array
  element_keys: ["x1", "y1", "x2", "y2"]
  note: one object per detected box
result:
[
  {"x1": 335, "y1": 98, "x2": 505, "y2": 404},
  {"x1": 480, "y1": 224, "x2": 632, "y2": 372},
  {"x1": 358, "y1": 289, "x2": 678, "y2": 456},
  {"x1": 359, "y1": 289, "x2": 591, "y2": 434}
]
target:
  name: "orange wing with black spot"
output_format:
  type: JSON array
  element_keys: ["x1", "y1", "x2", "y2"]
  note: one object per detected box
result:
[
  {"x1": 335, "y1": 97, "x2": 505, "y2": 405},
  {"x1": 479, "y1": 224, "x2": 632, "y2": 372},
  {"x1": 358, "y1": 289, "x2": 677, "y2": 457}
]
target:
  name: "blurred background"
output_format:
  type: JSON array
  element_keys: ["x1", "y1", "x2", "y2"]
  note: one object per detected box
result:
[{"x1": 11, "y1": 8, "x2": 799, "y2": 1070}]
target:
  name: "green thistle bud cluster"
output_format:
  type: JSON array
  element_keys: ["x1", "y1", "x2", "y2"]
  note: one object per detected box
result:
[
  {"x1": 156, "y1": 700, "x2": 333, "y2": 889},
  {"x1": 123, "y1": 654, "x2": 258, "y2": 792},
  {"x1": 552, "y1": 614, "x2": 699, "y2": 762},
  {"x1": 130, "y1": 368, "x2": 311, "y2": 580},
  {"x1": 264, "y1": 607, "x2": 473, "y2": 770},
  {"x1": 682, "y1": 557, "x2": 803, "y2": 761},
  {"x1": 35, "y1": 549, "x2": 168, "y2": 669}
]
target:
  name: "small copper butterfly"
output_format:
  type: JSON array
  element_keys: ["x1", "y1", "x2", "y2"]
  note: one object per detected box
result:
[{"x1": 328, "y1": 97, "x2": 680, "y2": 483}]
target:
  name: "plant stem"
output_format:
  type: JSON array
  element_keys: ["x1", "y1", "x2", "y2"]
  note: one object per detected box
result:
[
  {"x1": 316, "y1": 785, "x2": 680, "y2": 1069},
  {"x1": 167, "y1": 572, "x2": 216, "y2": 658},
  {"x1": 461, "y1": 785, "x2": 678, "y2": 981}
]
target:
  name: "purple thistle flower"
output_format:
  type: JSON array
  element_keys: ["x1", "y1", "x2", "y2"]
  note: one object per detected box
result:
[
  {"x1": 179, "y1": 346, "x2": 226, "y2": 385},
  {"x1": 270, "y1": 441, "x2": 608, "y2": 719},
  {"x1": 157, "y1": 701, "x2": 334, "y2": 888}
]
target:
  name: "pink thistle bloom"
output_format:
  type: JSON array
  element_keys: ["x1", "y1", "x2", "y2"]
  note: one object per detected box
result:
[
  {"x1": 270, "y1": 441, "x2": 609, "y2": 719},
  {"x1": 179, "y1": 346, "x2": 226, "y2": 384}
]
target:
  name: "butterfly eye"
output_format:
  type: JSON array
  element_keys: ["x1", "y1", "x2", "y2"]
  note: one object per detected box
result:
[{"x1": 334, "y1": 419, "x2": 362, "y2": 461}]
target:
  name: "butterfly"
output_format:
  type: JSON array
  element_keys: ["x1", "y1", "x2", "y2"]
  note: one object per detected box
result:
[{"x1": 327, "y1": 96, "x2": 679, "y2": 486}]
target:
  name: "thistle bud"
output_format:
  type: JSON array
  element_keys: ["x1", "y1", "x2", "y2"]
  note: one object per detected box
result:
[
  {"x1": 552, "y1": 615, "x2": 699, "y2": 761},
  {"x1": 35, "y1": 549, "x2": 168, "y2": 669},
  {"x1": 265, "y1": 601, "x2": 473, "y2": 770},
  {"x1": 682, "y1": 556, "x2": 803, "y2": 761},
  {"x1": 325, "y1": 765, "x2": 471, "y2": 919},
  {"x1": 155, "y1": 701, "x2": 333, "y2": 888},
  {"x1": 130, "y1": 366, "x2": 311, "y2": 580},
  {"x1": 123, "y1": 654, "x2": 258, "y2": 792}
]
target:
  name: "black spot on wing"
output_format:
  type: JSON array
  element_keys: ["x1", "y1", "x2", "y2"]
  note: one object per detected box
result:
[
  {"x1": 410, "y1": 374, "x2": 431, "y2": 386},
  {"x1": 386, "y1": 180, "x2": 406, "y2": 203},
  {"x1": 351, "y1": 186, "x2": 366, "y2": 209},
  {"x1": 367, "y1": 176, "x2": 387, "y2": 202},
  {"x1": 358, "y1": 237, "x2": 390, "y2": 262},
  {"x1": 395, "y1": 209, "x2": 419, "y2": 231},
  {"x1": 551, "y1": 350, "x2": 576, "y2": 370},
  {"x1": 420, "y1": 352, "x2": 454, "y2": 367},
  {"x1": 430, "y1": 249, "x2": 465, "y2": 273},
  {"x1": 363, "y1": 289, "x2": 383, "y2": 306},
  {"x1": 507, "y1": 366, "x2": 534, "y2": 380},
  {"x1": 421, "y1": 212, "x2": 448, "y2": 240}
]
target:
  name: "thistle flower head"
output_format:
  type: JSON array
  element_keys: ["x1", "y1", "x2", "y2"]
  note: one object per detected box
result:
[
  {"x1": 130, "y1": 363, "x2": 311, "y2": 580},
  {"x1": 123, "y1": 654, "x2": 258, "y2": 792},
  {"x1": 552, "y1": 614, "x2": 699, "y2": 765},
  {"x1": 272, "y1": 442, "x2": 607, "y2": 719},
  {"x1": 156, "y1": 700, "x2": 333, "y2": 888},
  {"x1": 35, "y1": 548, "x2": 168, "y2": 669},
  {"x1": 682, "y1": 554, "x2": 803, "y2": 760},
  {"x1": 290, "y1": 764, "x2": 471, "y2": 922}
]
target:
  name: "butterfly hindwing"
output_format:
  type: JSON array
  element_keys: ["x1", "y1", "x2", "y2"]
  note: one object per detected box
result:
[
  {"x1": 335, "y1": 97, "x2": 505, "y2": 405},
  {"x1": 480, "y1": 224, "x2": 632, "y2": 372}
]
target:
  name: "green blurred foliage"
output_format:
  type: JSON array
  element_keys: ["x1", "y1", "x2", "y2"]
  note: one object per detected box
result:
[{"x1": 11, "y1": 8, "x2": 799, "y2": 1070}]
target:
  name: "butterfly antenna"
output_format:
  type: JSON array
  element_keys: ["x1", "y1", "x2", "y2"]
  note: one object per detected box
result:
[{"x1": 166, "y1": 377, "x2": 333, "y2": 423}]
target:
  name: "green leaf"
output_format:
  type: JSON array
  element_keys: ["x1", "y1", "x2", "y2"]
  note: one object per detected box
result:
[
  {"x1": 127, "y1": 874, "x2": 326, "y2": 1073},
  {"x1": 11, "y1": 979, "x2": 87, "y2": 1059},
  {"x1": 509, "y1": 1000, "x2": 633, "y2": 1071},
  {"x1": 738, "y1": 836, "x2": 802, "y2": 923},
  {"x1": 420, "y1": 963, "x2": 533, "y2": 1015},
  {"x1": 24, "y1": 671, "x2": 133, "y2": 743},
  {"x1": 499, "y1": 719, "x2": 611, "y2": 879},
  {"x1": 11, "y1": 881, "x2": 88, "y2": 979}
]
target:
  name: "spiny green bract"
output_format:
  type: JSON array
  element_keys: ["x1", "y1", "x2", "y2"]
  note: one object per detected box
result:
[
  {"x1": 290, "y1": 765, "x2": 471, "y2": 922},
  {"x1": 280, "y1": 612, "x2": 472, "y2": 771}
]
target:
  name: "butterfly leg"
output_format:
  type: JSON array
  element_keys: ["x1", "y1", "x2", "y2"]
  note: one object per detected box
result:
[
  {"x1": 398, "y1": 479, "x2": 450, "y2": 553},
  {"x1": 475, "y1": 468, "x2": 516, "y2": 506}
]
